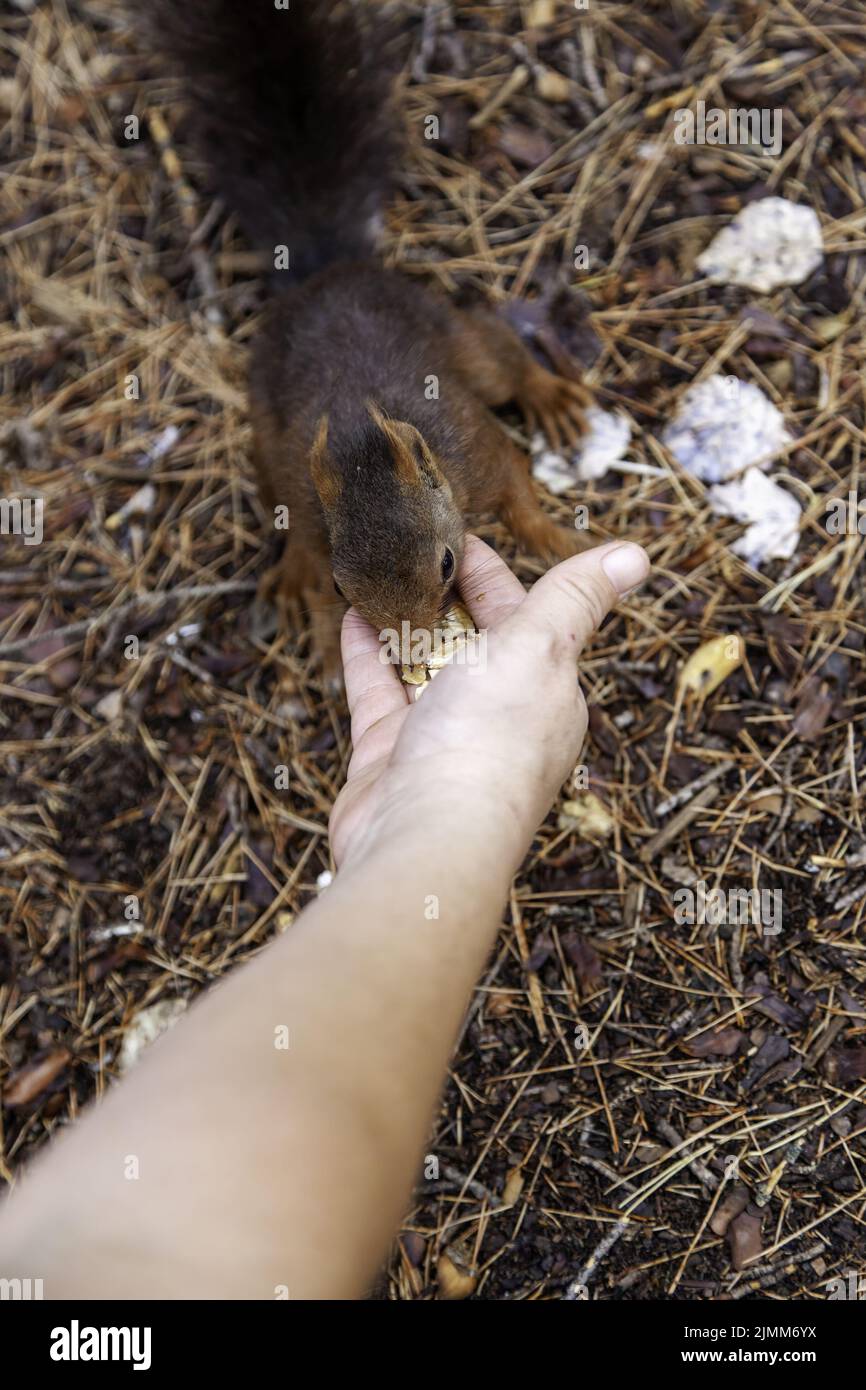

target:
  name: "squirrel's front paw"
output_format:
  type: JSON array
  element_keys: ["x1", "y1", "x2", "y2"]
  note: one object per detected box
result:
[
  {"x1": 508, "y1": 505, "x2": 591, "y2": 564},
  {"x1": 520, "y1": 364, "x2": 592, "y2": 454},
  {"x1": 540, "y1": 522, "x2": 592, "y2": 564}
]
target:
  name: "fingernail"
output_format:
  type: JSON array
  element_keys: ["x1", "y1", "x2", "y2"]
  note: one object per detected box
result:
[{"x1": 601, "y1": 543, "x2": 650, "y2": 594}]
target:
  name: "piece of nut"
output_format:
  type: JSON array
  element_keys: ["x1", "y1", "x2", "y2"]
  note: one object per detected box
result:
[
  {"x1": 400, "y1": 602, "x2": 477, "y2": 699},
  {"x1": 559, "y1": 792, "x2": 615, "y2": 839}
]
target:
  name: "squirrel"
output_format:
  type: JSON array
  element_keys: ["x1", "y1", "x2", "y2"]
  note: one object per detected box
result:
[{"x1": 143, "y1": 0, "x2": 592, "y2": 689}]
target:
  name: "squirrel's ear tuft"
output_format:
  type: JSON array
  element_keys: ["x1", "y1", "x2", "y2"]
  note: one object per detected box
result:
[
  {"x1": 367, "y1": 401, "x2": 444, "y2": 489},
  {"x1": 309, "y1": 415, "x2": 341, "y2": 511}
]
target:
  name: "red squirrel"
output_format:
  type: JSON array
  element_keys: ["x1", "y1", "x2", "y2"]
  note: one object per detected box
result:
[{"x1": 145, "y1": 0, "x2": 591, "y2": 688}]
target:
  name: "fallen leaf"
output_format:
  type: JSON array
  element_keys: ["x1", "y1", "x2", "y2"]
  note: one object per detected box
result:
[
  {"x1": 400, "y1": 1231, "x2": 425, "y2": 1267},
  {"x1": 487, "y1": 992, "x2": 516, "y2": 1018},
  {"x1": 710, "y1": 1182, "x2": 750, "y2": 1236},
  {"x1": 561, "y1": 930, "x2": 602, "y2": 988},
  {"x1": 3, "y1": 1048, "x2": 71, "y2": 1107},
  {"x1": 501, "y1": 1164, "x2": 524, "y2": 1208},
  {"x1": 680, "y1": 635, "x2": 744, "y2": 699},
  {"x1": 527, "y1": 0, "x2": 556, "y2": 25},
  {"x1": 536, "y1": 67, "x2": 572, "y2": 102},
  {"x1": 746, "y1": 980, "x2": 805, "y2": 1030},
  {"x1": 496, "y1": 123, "x2": 554, "y2": 168},
  {"x1": 824, "y1": 1048, "x2": 866, "y2": 1085},
  {"x1": 728, "y1": 1206, "x2": 763, "y2": 1270},
  {"x1": 740, "y1": 1034, "x2": 789, "y2": 1092},
  {"x1": 437, "y1": 1250, "x2": 477, "y2": 1300},
  {"x1": 792, "y1": 682, "x2": 833, "y2": 740},
  {"x1": 524, "y1": 932, "x2": 553, "y2": 972},
  {"x1": 86, "y1": 941, "x2": 147, "y2": 984},
  {"x1": 683, "y1": 1026, "x2": 743, "y2": 1058},
  {"x1": 811, "y1": 311, "x2": 850, "y2": 342}
]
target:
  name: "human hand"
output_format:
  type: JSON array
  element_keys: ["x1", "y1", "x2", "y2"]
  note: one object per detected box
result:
[{"x1": 330, "y1": 536, "x2": 650, "y2": 872}]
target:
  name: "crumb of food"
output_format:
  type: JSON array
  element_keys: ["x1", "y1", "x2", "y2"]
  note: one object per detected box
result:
[
  {"x1": 401, "y1": 602, "x2": 476, "y2": 699},
  {"x1": 559, "y1": 792, "x2": 615, "y2": 839}
]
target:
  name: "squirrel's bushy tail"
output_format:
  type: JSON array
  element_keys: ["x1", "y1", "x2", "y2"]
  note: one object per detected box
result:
[{"x1": 143, "y1": 0, "x2": 399, "y2": 278}]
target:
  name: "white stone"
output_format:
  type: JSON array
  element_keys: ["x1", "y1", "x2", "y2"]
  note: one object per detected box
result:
[
  {"x1": 708, "y1": 467, "x2": 801, "y2": 568},
  {"x1": 696, "y1": 197, "x2": 823, "y2": 293},
  {"x1": 531, "y1": 407, "x2": 632, "y2": 491},
  {"x1": 575, "y1": 406, "x2": 632, "y2": 481},
  {"x1": 663, "y1": 374, "x2": 791, "y2": 482}
]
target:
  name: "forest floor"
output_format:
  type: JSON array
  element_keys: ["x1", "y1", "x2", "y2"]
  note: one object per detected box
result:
[{"x1": 0, "y1": 0, "x2": 864, "y2": 1300}]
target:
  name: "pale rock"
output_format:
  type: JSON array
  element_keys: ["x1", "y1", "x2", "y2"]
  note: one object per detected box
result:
[
  {"x1": 94, "y1": 688, "x2": 124, "y2": 721},
  {"x1": 696, "y1": 197, "x2": 823, "y2": 293},
  {"x1": 663, "y1": 374, "x2": 791, "y2": 482},
  {"x1": 708, "y1": 467, "x2": 801, "y2": 568},
  {"x1": 531, "y1": 407, "x2": 632, "y2": 491},
  {"x1": 531, "y1": 449, "x2": 575, "y2": 495},
  {"x1": 575, "y1": 406, "x2": 632, "y2": 481}
]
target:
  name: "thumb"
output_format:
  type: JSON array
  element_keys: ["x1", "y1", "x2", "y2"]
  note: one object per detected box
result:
[{"x1": 507, "y1": 541, "x2": 650, "y2": 656}]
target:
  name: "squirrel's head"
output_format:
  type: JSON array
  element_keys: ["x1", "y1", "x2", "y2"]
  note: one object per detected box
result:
[{"x1": 309, "y1": 406, "x2": 465, "y2": 642}]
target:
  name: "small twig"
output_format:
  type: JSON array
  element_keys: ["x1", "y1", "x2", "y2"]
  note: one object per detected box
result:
[
  {"x1": 0, "y1": 583, "x2": 258, "y2": 657},
  {"x1": 563, "y1": 1155, "x2": 639, "y2": 1299},
  {"x1": 639, "y1": 783, "x2": 723, "y2": 863}
]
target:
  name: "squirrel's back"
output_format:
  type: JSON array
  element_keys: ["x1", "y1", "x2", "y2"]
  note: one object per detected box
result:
[{"x1": 142, "y1": 0, "x2": 399, "y2": 278}]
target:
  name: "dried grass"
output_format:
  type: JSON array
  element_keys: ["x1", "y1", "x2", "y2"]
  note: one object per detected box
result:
[{"x1": 1, "y1": 0, "x2": 864, "y2": 1300}]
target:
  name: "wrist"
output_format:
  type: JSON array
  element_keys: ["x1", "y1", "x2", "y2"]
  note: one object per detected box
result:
[{"x1": 343, "y1": 765, "x2": 532, "y2": 890}]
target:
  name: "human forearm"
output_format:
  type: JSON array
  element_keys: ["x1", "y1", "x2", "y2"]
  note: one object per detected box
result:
[
  {"x1": 0, "y1": 802, "x2": 516, "y2": 1299},
  {"x1": 0, "y1": 538, "x2": 648, "y2": 1300}
]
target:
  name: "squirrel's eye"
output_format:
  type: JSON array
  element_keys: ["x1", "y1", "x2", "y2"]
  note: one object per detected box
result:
[
  {"x1": 333, "y1": 579, "x2": 344, "y2": 599},
  {"x1": 441, "y1": 548, "x2": 454, "y2": 583}
]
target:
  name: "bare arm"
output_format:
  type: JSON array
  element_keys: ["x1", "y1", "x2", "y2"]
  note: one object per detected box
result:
[{"x1": 0, "y1": 538, "x2": 648, "y2": 1299}]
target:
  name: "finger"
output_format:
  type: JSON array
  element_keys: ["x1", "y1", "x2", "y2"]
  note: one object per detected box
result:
[
  {"x1": 341, "y1": 607, "x2": 408, "y2": 745},
  {"x1": 559, "y1": 410, "x2": 582, "y2": 449},
  {"x1": 542, "y1": 413, "x2": 563, "y2": 454},
  {"x1": 346, "y1": 705, "x2": 407, "y2": 780},
  {"x1": 566, "y1": 379, "x2": 593, "y2": 408},
  {"x1": 457, "y1": 533, "x2": 526, "y2": 631},
  {"x1": 506, "y1": 541, "x2": 649, "y2": 659}
]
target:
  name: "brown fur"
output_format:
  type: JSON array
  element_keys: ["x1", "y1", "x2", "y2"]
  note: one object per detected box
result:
[
  {"x1": 250, "y1": 265, "x2": 591, "y2": 684},
  {"x1": 142, "y1": 0, "x2": 592, "y2": 689}
]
